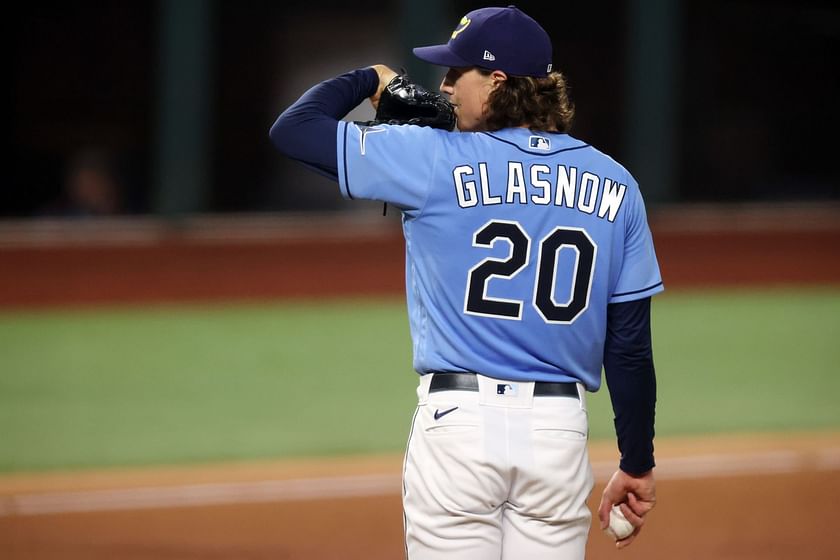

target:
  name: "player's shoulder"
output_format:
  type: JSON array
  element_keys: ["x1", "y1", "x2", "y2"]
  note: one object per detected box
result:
[
  {"x1": 347, "y1": 121, "x2": 448, "y2": 147},
  {"x1": 350, "y1": 121, "x2": 447, "y2": 137},
  {"x1": 342, "y1": 121, "x2": 447, "y2": 160},
  {"x1": 478, "y1": 129, "x2": 640, "y2": 190}
]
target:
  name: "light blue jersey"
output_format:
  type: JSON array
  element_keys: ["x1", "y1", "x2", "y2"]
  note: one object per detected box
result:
[{"x1": 337, "y1": 123, "x2": 663, "y2": 390}]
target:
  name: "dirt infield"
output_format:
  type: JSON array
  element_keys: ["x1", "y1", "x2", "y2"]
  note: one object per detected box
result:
[{"x1": 2, "y1": 432, "x2": 838, "y2": 559}]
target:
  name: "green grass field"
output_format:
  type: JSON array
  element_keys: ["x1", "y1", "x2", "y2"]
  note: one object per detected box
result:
[{"x1": 1, "y1": 288, "x2": 838, "y2": 472}]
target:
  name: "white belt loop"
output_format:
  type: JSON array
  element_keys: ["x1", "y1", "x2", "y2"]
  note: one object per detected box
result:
[
  {"x1": 576, "y1": 383, "x2": 587, "y2": 411},
  {"x1": 417, "y1": 373, "x2": 433, "y2": 404}
]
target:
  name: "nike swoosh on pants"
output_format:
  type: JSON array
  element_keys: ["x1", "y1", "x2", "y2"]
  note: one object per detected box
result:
[{"x1": 433, "y1": 407, "x2": 459, "y2": 420}]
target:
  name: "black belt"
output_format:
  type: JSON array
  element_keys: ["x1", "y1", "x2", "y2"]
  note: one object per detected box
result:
[{"x1": 429, "y1": 372, "x2": 578, "y2": 399}]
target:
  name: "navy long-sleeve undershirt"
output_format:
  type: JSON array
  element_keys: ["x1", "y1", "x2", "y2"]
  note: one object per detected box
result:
[
  {"x1": 604, "y1": 297, "x2": 657, "y2": 474},
  {"x1": 269, "y1": 67, "x2": 378, "y2": 179},
  {"x1": 268, "y1": 67, "x2": 657, "y2": 475}
]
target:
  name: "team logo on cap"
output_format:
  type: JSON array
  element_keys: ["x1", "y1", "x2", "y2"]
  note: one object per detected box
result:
[{"x1": 451, "y1": 16, "x2": 471, "y2": 39}]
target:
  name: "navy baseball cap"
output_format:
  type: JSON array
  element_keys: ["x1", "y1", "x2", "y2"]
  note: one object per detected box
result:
[{"x1": 413, "y1": 6, "x2": 553, "y2": 78}]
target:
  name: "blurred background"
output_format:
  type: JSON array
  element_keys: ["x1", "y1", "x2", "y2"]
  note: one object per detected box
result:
[{"x1": 8, "y1": 0, "x2": 838, "y2": 218}]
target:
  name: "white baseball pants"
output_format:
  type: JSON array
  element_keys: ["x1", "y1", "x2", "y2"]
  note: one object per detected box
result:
[{"x1": 403, "y1": 374, "x2": 594, "y2": 559}]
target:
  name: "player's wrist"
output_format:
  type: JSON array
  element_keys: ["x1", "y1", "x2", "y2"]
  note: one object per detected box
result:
[
  {"x1": 618, "y1": 463, "x2": 655, "y2": 478},
  {"x1": 368, "y1": 64, "x2": 399, "y2": 109}
]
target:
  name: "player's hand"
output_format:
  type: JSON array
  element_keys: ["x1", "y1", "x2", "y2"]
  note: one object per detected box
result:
[
  {"x1": 598, "y1": 469, "x2": 656, "y2": 549},
  {"x1": 369, "y1": 64, "x2": 399, "y2": 110}
]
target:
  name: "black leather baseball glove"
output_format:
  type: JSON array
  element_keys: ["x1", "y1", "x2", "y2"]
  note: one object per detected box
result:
[{"x1": 365, "y1": 74, "x2": 456, "y2": 131}]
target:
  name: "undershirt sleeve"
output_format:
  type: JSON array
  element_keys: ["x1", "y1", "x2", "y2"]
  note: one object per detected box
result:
[
  {"x1": 269, "y1": 67, "x2": 379, "y2": 180},
  {"x1": 603, "y1": 297, "x2": 657, "y2": 475}
]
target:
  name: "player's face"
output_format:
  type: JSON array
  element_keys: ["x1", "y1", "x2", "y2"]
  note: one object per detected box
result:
[{"x1": 440, "y1": 67, "x2": 505, "y2": 132}]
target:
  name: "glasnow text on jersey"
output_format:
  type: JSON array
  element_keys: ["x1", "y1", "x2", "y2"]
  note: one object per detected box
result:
[{"x1": 451, "y1": 162, "x2": 627, "y2": 223}]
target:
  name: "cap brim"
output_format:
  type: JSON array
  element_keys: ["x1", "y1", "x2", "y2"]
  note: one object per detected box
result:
[{"x1": 412, "y1": 44, "x2": 472, "y2": 68}]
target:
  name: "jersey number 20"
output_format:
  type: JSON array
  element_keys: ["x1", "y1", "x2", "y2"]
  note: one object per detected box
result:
[{"x1": 464, "y1": 220, "x2": 596, "y2": 324}]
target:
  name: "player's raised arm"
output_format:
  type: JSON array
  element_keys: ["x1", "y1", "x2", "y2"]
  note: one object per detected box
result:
[
  {"x1": 368, "y1": 64, "x2": 399, "y2": 110},
  {"x1": 269, "y1": 63, "x2": 451, "y2": 179},
  {"x1": 268, "y1": 67, "x2": 380, "y2": 179}
]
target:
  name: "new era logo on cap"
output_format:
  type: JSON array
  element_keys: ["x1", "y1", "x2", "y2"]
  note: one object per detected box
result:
[{"x1": 483, "y1": 50, "x2": 496, "y2": 62}]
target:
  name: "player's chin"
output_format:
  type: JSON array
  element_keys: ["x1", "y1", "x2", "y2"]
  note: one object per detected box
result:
[
  {"x1": 452, "y1": 109, "x2": 471, "y2": 130},
  {"x1": 456, "y1": 118, "x2": 483, "y2": 133}
]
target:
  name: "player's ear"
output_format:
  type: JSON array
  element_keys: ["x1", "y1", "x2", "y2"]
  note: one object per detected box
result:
[{"x1": 490, "y1": 70, "x2": 508, "y2": 87}]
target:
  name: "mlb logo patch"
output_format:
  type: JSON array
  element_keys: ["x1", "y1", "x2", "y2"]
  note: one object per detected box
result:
[
  {"x1": 496, "y1": 383, "x2": 519, "y2": 396},
  {"x1": 529, "y1": 136, "x2": 551, "y2": 151}
]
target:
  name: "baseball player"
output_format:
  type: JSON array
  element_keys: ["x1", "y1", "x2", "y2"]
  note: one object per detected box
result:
[{"x1": 270, "y1": 6, "x2": 662, "y2": 559}]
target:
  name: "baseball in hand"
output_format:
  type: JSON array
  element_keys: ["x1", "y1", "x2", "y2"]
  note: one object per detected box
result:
[{"x1": 605, "y1": 504, "x2": 634, "y2": 540}]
